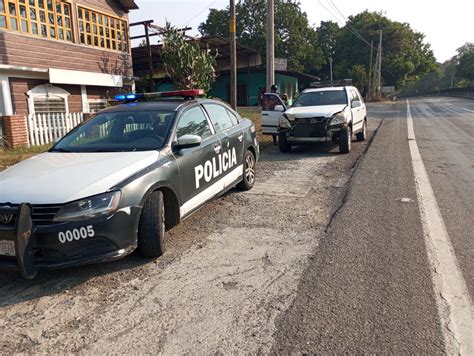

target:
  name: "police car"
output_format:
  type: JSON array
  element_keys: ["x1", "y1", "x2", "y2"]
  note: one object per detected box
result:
[{"x1": 0, "y1": 90, "x2": 259, "y2": 279}]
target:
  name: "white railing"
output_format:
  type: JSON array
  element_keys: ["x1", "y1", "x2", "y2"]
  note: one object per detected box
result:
[{"x1": 27, "y1": 112, "x2": 84, "y2": 146}]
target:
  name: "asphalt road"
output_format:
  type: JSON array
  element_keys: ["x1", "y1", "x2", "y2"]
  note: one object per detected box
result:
[
  {"x1": 1, "y1": 97, "x2": 472, "y2": 354},
  {"x1": 273, "y1": 97, "x2": 473, "y2": 354}
]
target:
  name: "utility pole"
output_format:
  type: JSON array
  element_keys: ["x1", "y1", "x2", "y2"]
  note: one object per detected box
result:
[
  {"x1": 367, "y1": 40, "x2": 373, "y2": 101},
  {"x1": 329, "y1": 57, "x2": 333, "y2": 85},
  {"x1": 266, "y1": 0, "x2": 275, "y2": 91},
  {"x1": 230, "y1": 0, "x2": 237, "y2": 109},
  {"x1": 377, "y1": 30, "x2": 383, "y2": 97}
]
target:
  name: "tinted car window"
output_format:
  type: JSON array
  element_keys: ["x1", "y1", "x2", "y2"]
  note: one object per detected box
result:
[
  {"x1": 226, "y1": 109, "x2": 240, "y2": 125},
  {"x1": 203, "y1": 104, "x2": 234, "y2": 132},
  {"x1": 52, "y1": 110, "x2": 175, "y2": 152},
  {"x1": 176, "y1": 106, "x2": 212, "y2": 140},
  {"x1": 293, "y1": 90, "x2": 347, "y2": 107}
]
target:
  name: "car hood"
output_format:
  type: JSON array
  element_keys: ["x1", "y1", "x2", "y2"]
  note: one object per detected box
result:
[
  {"x1": 285, "y1": 104, "x2": 347, "y2": 119},
  {"x1": 0, "y1": 151, "x2": 160, "y2": 204}
]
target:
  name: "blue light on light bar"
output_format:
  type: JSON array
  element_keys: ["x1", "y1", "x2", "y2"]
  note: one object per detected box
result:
[{"x1": 115, "y1": 93, "x2": 145, "y2": 101}]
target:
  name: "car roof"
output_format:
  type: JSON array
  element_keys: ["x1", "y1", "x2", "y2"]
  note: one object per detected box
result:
[
  {"x1": 302, "y1": 86, "x2": 353, "y2": 93},
  {"x1": 100, "y1": 98, "x2": 230, "y2": 113}
]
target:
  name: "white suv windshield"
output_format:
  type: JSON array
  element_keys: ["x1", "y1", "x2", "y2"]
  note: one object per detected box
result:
[
  {"x1": 293, "y1": 90, "x2": 347, "y2": 107},
  {"x1": 52, "y1": 110, "x2": 175, "y2": 152}
]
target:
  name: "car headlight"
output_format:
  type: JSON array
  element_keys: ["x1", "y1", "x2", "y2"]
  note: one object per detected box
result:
[
  {"x1": 278, "y1": 116, "x2": 291, "y2": 129},
  {"x1": 330, "y1": 112, "x2": 347, "y2": 126},
  {"x1": 53, "y1": 191, "x2": 122, "y2": 222}
]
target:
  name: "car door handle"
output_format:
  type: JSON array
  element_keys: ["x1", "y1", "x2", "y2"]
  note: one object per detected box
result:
[
  {"x1": 214, "y1": 144, "x2": 222, "y2": 154},
  {"x1": 237, "y1": 134, "x2": 243, "y2": 142},
  {"x1": 262, "y1": 113, "x2": 269, "y2": 116}
]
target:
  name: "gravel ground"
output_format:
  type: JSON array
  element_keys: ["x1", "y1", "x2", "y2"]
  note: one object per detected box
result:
[{"x1": 0, "y1": 115, "x2": 380, "y2": 354}]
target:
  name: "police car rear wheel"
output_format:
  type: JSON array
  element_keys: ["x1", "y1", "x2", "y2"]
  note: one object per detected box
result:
[
  {"x1": 237, "y1": 150, "x2": 256, "y2": 191},
  {"x1": 138, "y1": 190, "x2": 165, "y2": 258}
]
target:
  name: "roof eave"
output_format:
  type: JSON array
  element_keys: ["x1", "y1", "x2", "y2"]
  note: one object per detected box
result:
[{"x1": 118, "y1": 0, "x2": 139, "y2": 11}]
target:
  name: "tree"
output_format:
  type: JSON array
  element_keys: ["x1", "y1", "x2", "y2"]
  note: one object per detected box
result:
[
  {"x1": 348, "y1": 64, "x2": 368, "y2": 93},
  {"x1": 457, "y1": 51, "x2": 474, "y2": 84},
  {"x1": 316, "y1": 21, "x2": 340, "y2": 80},
  {"x1": 199, "y1": 0, "x2": 324, "y2": 74},
  {"x1": 333, "y1": 11, "x2": 437, "y2": 90},
  {"x1": 160, "y1": 23, "x2": 218, "y2": 92}
]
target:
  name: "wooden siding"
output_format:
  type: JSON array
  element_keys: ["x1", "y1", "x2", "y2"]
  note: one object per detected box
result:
[
  {"x1": 0, "y1": 31, "x2": 132, "y2": 77},
  {"x1": 0, "y1": 0, "x2": 132, "y2": 76},
  {"x1": 9, "y1": 78, "x2": 83, "y2": 115}
]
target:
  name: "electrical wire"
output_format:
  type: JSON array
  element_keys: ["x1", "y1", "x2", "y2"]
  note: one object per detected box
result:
[
  {"x1": 182, "y1": 0, "x2": 219, "y2": 28},
  {"x1": 328, "y1": 0, "x2": 371, "y2": 47},
  {"x1": 318, "y1": 0, "x2": 372, "y2": 48}
]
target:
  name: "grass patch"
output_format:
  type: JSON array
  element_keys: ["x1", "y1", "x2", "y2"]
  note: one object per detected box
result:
[
  {"x1": 237, "y1": 106, "x2": 274, "y2": 145},
  {"x1": 0, "y1": 145, "x2": 51, "y2": 171}
]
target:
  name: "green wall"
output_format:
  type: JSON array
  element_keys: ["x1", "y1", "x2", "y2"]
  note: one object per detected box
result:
[
  {"x1": 154, "y1": 71, "x2": 299, "y2": 106},
  {"x1": 209, "y1": 71, "x2": 299, "y2": 106}
]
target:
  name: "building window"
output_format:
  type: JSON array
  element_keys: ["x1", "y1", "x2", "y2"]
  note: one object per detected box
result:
[
  {"x1": 27, "y1": 84, "x2": 70, "y2": 114},
  {"x1": 88, "y1": 99, "x2": 107, "y2": 113},
  {"x1": 0, "y1": 0, "x2": 73, "y2": 42},
  {"x1": 77, "y1": 6, "x2": 128, "y2": 52}
]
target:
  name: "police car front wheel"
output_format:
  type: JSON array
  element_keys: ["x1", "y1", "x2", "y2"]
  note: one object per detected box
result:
[
  {"x1": 237, "y1": 150, "x2": 256, "y2": 191},
  {"x1": 138, "y1": 190, "x2": 166, "y2": 258}
]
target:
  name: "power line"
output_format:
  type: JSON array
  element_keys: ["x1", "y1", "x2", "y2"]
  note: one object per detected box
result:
[
  {"x1": 317, "y1": 0, "x2": 371, "y2": 48},
  {"x1": 328, "y1": 0, "x2": 371, "y2": 47},
  {"x1": 182, "y1": 0, "x2": 219, "y2": 28}
]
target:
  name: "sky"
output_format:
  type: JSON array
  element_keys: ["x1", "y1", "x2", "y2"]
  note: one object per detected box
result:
[{"x1": 129, "y1": 0, "x2": 473, "y2": 63}]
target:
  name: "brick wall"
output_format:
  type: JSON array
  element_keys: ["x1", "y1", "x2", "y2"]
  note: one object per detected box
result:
[{"x1": 1, "y1": 115, "x2": 29, "y2": 148}]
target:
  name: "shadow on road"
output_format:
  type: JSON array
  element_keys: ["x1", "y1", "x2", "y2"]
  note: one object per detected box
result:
[{"x1": 259, "y1": 142, "x2": 341, "y2": 163}]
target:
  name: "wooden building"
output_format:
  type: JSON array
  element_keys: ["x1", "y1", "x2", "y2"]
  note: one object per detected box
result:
[{"x1": 0, "y1": 0, "x2": 138, "y2": 116}]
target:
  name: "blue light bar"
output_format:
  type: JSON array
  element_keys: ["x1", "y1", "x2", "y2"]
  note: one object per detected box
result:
[{"x1": 115, "y1": 93, "x2": 145, "y2": 101}]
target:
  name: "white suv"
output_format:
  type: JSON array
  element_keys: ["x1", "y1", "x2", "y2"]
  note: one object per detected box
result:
[{"x1": 263, "y1": 86, "x2": 367, "y2": 154}]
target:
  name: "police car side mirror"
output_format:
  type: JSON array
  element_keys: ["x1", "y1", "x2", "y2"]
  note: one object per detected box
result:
[
  {"x1": 274, "y1": 105, "x2": 285, "y2": 112},
  {"x1": 175, "y1": 134, "x2": 202, "y2": 150}
]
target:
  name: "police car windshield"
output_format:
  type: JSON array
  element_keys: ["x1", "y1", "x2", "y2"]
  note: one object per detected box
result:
[
  {"x1": 293, "y1": 90, "x2": 347, "y2": 107},
  {"x1": 52, "y1": 110, "x2": 175, "y2": 152}
]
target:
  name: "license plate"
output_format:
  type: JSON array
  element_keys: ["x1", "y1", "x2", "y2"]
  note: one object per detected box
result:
[{"x1": 0, "y1": 240, "x2": 15, "y2": 256}]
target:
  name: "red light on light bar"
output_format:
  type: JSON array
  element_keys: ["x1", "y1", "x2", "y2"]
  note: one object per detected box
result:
[{"x1": 160, "y1": 89, "x2": 204, "y2": 98}]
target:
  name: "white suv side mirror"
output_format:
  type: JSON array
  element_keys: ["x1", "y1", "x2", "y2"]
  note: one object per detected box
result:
[{"x1": 352, "y1": 100, "x2": 362, "y2": 108}]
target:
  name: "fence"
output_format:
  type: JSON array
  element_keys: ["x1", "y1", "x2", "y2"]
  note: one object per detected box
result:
[
  {"x1": 27, "y1": 112, "x2": 84, "y2": 146},
  {"x1": 435, "y1": 87, "x2": 474, "y2": 100}
]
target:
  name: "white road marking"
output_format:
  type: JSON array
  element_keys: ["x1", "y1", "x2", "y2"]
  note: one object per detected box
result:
[
  {"x1": 406, "y1": 100, "x2": 473, "y2": 355},
  {"x1": 447, "y1": 103, "x2": 474, "y2": 113}
]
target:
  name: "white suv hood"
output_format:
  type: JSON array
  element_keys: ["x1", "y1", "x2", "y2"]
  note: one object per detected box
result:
[
  {"x1": 0, "y1": 151, "x2": 159, "y2": 204},
  {"x1": 286, "y1": 104, "x2": 347, "y2": 119}
]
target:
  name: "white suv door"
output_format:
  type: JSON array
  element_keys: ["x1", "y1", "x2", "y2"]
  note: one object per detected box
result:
[
  {"x1": 349, "y1": 88, "x2": 365, "y2": 132},
  {"x1": 261, "y1": 93, "x2": 286, "y2": 136}
]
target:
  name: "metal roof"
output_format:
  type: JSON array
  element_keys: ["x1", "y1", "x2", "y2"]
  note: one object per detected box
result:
[{"x1": 132, "y1": 35, "x2": 261, "y2": 75}]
